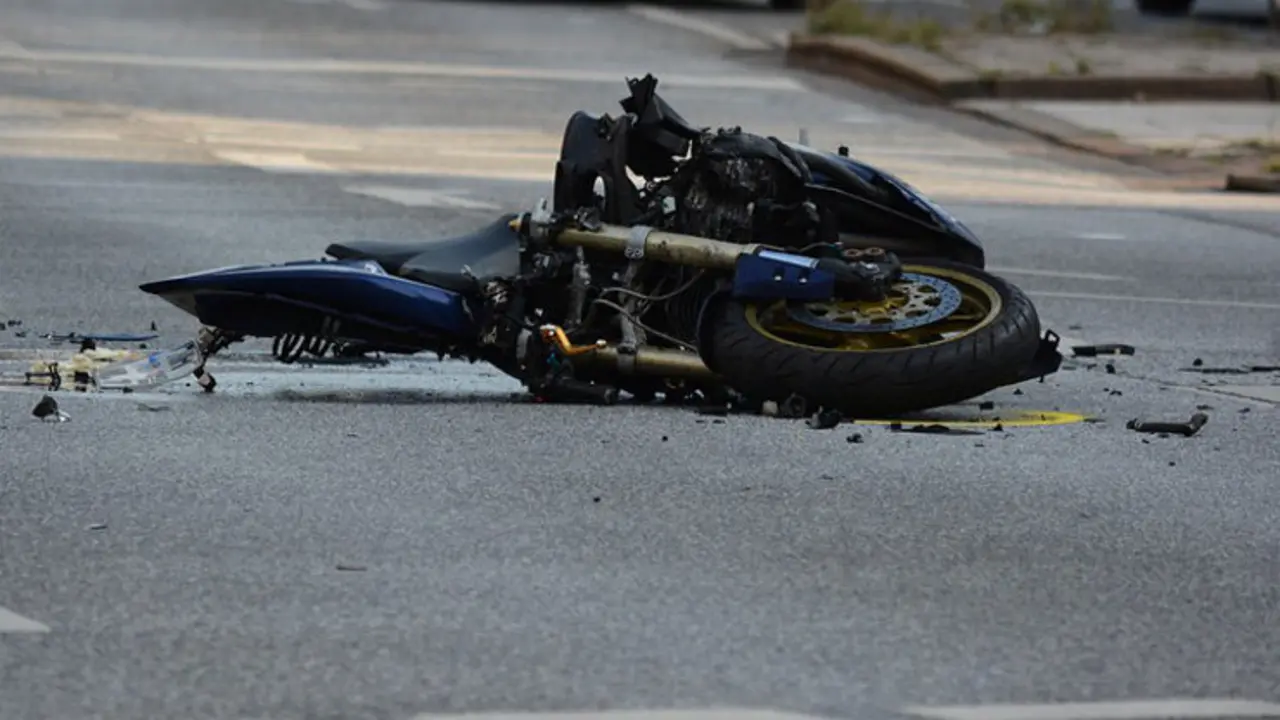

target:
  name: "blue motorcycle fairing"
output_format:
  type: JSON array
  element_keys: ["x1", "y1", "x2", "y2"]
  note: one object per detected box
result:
[
  {"x1": 139, "y1": 259, "x2": 476, "y2": 344},
  {"x1": 785, "y1": 142, "x2": 986, "y2": 267},
  {"x1": 732, "y1": 249, "x2": 837, "y2": 302}
]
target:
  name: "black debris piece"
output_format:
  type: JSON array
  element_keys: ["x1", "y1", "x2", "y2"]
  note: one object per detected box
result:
[
  {"x1": 1109, "y1": 390, "x2": 1123, "y2": 396},
  {"x1": 1105, "y1": 363, "x2": 1116, "y2": 374},
  {"x1": 1013, "y1": 389, "x2": 1024, "y2": 396},
  {"x1": 891, "y1": 423, "x2": 984, "y2": 436},
  {"x1": 1125, "y1": 412, "x2": 1209, "y2": 438},
  {"x1": 1072, "y1": 344, "x2": 1135, "y2": 357},
  {"x1": 1168, "y1": 461, "x2": 1176, "y2": 466},
  {"x1": 1239, "y1": 407, "x2": 1252, "y2": 414},
  {"x1": 1251, "y1": 365, "x2": 1280, "y2": 372},
  {"x1": 150, "y1": 321, "x2": 158, "y2": 331},
  {"x1": 336, "y1": 564, "x2": 367, "y2": 572},
  {"x1": 846, "y1": 432, "x2": 864, "y2": 444},
  {"x1": 1196, "y1": 404, "x2": 1213, "y2": 410},
  {"x1": 1180, "y1": 366, "x2": 1251, "y2": 375},
  {"x1": 779, "y1": 393, "x2": 808, "y2": 419},
  {"x1": 1067, "y1": 324, "x2": 1083, "y2": 330},
  {"x1": 806, "y1": 408, "x2": 842, "y2": 429},
  {"x1": 712, "y1": 418, "x2": 725, "y2": 425},
  {"x1": 87, "y1": 523, "x2": 107, "y2": 531},
  {"x1": 978, "y1": 400, "x2": 995, "y2": 410},
  {"x1": 78, "y1": 338, "x2": 97, "y2": 353},
  {"x1": 135, "y1": 403, "x2": 170, "y2": 412},
  {"x1": 661, "y1": 435, "x2": 669, "y2": 441},
  {"x1": 992, "y1": 422, "x2": 1005, "y2": 432},
  {"x1": 31, "y1": 395, "x2": 61, "y2": 421},
  {"x1": 592, "y1": 496, "x2": 601, "y2": 503},
  {"x1": 1192, "y1": 358, "x2": 1204, "y2": 367}
]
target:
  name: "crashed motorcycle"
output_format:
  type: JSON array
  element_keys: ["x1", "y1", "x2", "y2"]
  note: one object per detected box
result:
[{"x1": 137, "y1": 74, "x2": 1062, "y2": 417}]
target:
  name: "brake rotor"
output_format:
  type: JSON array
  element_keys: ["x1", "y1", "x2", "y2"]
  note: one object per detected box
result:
[{"x1": 785, "y1": 272, "x2": 963, "y2": 333}]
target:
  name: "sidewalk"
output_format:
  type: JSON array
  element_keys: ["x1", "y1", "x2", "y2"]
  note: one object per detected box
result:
[
  {"x1": 787, "y1": 0, "x2": 1280, "y2": 191},
  {"x1": 957, "y1": 99, "x2": 1280, "y2": 191}
]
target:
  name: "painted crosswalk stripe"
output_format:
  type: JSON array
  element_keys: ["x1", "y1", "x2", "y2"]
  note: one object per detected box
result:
[
  {"x1": 0, "y1": 605, "x2": 50, "y2": 633},
  {"x1": 900, "y1": 700, "x2": 1280, "y2": 720}
]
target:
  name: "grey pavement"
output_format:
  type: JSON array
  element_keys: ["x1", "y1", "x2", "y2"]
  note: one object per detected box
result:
[{"x1": 1, "y1": 1, "x2": 1279, "y2": 720}]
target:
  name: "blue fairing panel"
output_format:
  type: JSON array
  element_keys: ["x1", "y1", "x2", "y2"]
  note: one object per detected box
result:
[
  {"x1": 140, "y1": 259, "x2": 475, "y2": 343},
  {"x1": 787, "y1": 142, "x2": 986, "y2": 265},
  {"x1": 733, "y1": 250, "x2": 836, "y2": 301}
]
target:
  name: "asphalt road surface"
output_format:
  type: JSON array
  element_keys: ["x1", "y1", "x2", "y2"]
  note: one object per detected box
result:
[{"x1": 1, "y1": 1, "x2": 1279, "y2": 719}]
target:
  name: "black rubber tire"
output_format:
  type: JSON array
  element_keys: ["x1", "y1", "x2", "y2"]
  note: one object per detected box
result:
[
  {"x1": 702, "y1": 260, "x2": 1045, "y2": 418},
  {"x1": 1135, "y1": 0, "x2": 1194, "y2": 14}
]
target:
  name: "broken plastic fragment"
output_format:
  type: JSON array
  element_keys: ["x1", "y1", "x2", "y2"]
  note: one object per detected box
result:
[
  {"x1": 31, "y1": 395, "x2": 70, "y2": 422},
  {"x1": 1125, "y1": 412, "x2": 1209, "y2": 438},
  {"x1": 1072, "y1": 344, "x2": 1135, "y2": 357},
  {"x1": 806, "y1": 408, "x2": 842, "y2": 429},
  {"x1": 96, "y1": 340, "x2": 204, "y2": 391}
]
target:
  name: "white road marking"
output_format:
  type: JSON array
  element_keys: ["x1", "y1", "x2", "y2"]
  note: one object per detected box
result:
[
  {"x1": 212, "y1": 150, "x2": 343, "y2": 174},
  {"x1": 411, "y1": 711, "x2": 827, "y2": 719},
  {"x1": 900, "y1": 699, "x2": 1280, "y2": 720},
  {"x1": 285, "y1": 0, "x2": 387, "y2": 8},
  {"x1": 0, "y1": 128, "x2": 121, "y2": 141},
  {"x1": 343, "y1": 184, "x2": 501, "y2": 211},
  {"x1": 1029, "y1": 290, "x2": 1280, "y2": 311},
  {"x1": 1205, "y1": 385, "x2": 1280, "y2": 404},
  {"x1": 0, "y1": 605, "x2": 50, "y2": 633},
  {"x1": 0, "y1": 47, "x2": 805, "y2": 91},
  {"x1": 986, "y1": 266, "x2": 1130, "y2": 282},
  {"x1": 626, "y1": 5, "x2": 773, "y2": 51}
]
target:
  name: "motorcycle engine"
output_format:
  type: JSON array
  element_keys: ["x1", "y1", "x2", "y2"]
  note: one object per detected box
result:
[{"x1": 662, "y1": 128, "x2": 830, "y2": 248}]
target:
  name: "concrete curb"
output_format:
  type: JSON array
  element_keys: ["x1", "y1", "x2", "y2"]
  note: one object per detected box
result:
[
  {"x1": 952, "y1": 100, "x2": 1231, "y2": 178},
  {"x1": 786, "y1": 33, "x2": 1280, "y2": 103},
  {"x1": 1225, "y1": 173, "x2": 1280, "y2": 193}
]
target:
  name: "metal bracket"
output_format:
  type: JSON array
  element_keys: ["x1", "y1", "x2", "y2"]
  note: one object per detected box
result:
[{"x1": 626, "y1": 225, "x2": 652, "y2": 260}]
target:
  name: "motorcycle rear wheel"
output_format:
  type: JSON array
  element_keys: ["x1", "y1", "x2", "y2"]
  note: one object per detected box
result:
[{"x1": 702, "y1": 260, "x2": 1045, "y2": 418}]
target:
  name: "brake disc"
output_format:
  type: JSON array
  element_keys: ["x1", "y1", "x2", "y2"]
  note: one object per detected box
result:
[{"x1": 785, "y1": 272, "x2": 963, "y2": 333}]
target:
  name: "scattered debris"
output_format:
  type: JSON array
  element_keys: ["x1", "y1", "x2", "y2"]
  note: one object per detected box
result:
[
  {"x1": 31, "y1": 395, "x2": 70, "y2": 422},
  {"x1": 1125, "y1": 412, "x2": 1209, "y2": 438},
  {"x1": 806, "y1": 408, "x2": 842, "y2": 429},
  {"x1": 87, "y1": 523, "x2": 108, "y2": 531},
  {"x1": 661, "y1": 435, "x2": 669, "y2": 442},
  {"x1": 1072, "y1": 343, "x2": 1135, "y2": 357},
  {"x1": 779, "y1": 393, "x2": 809, "y2": 419},
  {"x1": 1013, "y1": 389, "x2": 1023, "y2": 395},
  {"x1": 335, "y1": 563, "x2": 367, "y2": 572},
  {"x1": 43, "y1": 331, "x2": 159, "y2": 344},
  {"x1": 1180, "y1": 364, "x2": 1280, "y2": 375},
  {"x1": 978, "y1": 400, "x2": 995, "y2": 410},
  {"x1": 592, "y1": 496, "x2": 601, "y2": 503},
  {"x1": 890, "y1": 423, "x2": 984, "y2": 436},
  {"x1": 846, "y1": 432, "x2": 864, "y2": 444}
]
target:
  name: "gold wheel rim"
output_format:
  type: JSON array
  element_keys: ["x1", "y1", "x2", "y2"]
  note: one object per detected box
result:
[{"x1": 744, "y1": 264, "x2": 1003, "y2": 353}]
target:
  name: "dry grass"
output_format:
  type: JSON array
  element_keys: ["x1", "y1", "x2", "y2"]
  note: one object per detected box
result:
[
  {"x1": 807, "y1": 0, "x2": 946, "y2": 51},
  {"x1": 972, "y1": 0, "x2": 1113, "y2": 34}
]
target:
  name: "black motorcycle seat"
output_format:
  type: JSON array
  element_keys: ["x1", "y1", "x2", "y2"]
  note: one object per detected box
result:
[{"x1": 325, "y1": 213, "x2": 523, "y2": 293}]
